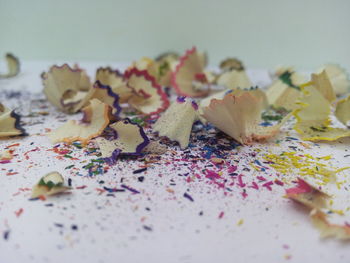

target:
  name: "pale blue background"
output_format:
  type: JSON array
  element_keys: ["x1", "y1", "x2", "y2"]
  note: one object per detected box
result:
[{"x1": 1, "y1": 0, "x2": 349, "y2": 70}]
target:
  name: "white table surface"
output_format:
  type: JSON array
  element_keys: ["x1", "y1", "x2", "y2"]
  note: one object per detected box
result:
[{"x1": 0, "y1": 62, "x2": 349, "y2": 263}]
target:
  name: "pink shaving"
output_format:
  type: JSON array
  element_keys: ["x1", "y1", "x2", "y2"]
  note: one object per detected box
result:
[{"x1": 285, "y1": 178, "x2": 312, "y2": 196}]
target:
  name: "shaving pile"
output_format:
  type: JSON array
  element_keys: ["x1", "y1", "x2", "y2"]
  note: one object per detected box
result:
[{"x1": 1, "y1": 48, "x2": 350, "y2": 252}]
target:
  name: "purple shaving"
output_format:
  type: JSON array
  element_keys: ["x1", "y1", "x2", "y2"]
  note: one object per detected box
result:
[
  {"x1": 93, "y1": 80, "x2": 122, "y2": 118},
  {"x1": 10, "y1": 110, "x2": 27, "y2": 136},
  {"x1": 102, "y1": 118, "x2": 149, "y2": 165},
  {"x1": 101, "y1": 126, "x2": 119, "y2": 140},
  {"x1": 119, "y1": 118, "x2": 149, "y2": 155},
  {"x1": 103, "y1": 149, "x2": 121, "y2": 165}
]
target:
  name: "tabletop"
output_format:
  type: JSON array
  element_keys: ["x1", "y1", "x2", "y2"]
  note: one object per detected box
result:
[{"x1": 1, "y1": 62, "x2": 349, "y2": 263}]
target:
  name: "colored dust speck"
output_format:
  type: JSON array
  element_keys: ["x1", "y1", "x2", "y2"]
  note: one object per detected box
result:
[
  {"x1": 24, "y1": 147, "x2": 40, "y2": 160},
  {"x1": 15, "y1": 208, "x2": 24, "y2": 217},
  {"x1": 3, "y1": 230, "x2": 10, "y2": 240},
  {"x1": 183, "y1": 192, "x2": 194, "y2": 202},
  {"x1": 121, "y1": 184, "x2": 140, "y2": 194},
  {"x1": 82, "y1": 159, "x2": 107, "y2": 176},
  {"x1": 262, "y1": 151, "x2": 350, "y2": 185}
]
